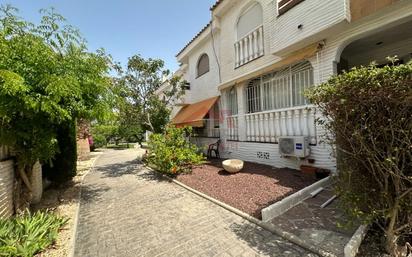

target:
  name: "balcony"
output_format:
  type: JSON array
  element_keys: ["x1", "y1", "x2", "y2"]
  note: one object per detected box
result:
[
  {"x1": 271, "y1": 0, "x2": 349, "y2": 55},
  {"x1": 234, "y1": 26, "x2": 264, "y2": 68}
]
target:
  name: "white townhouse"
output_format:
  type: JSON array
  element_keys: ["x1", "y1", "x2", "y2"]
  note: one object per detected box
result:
[{"x1": 170, "y1": 0, "x2": 412, "y2": 172}]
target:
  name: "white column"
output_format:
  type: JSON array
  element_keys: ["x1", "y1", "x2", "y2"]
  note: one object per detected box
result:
[{"x1": 236, "y1": 85, "x2": 246, "y2": 141}]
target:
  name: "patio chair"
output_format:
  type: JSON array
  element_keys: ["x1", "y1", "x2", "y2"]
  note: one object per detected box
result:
[{"x1": 207, "y1": 139, "x2": 221, "y2": 158}]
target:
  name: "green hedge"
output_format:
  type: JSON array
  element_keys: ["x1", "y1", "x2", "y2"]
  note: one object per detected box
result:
[
  {"x1": 306, "y1": 60, "x2": 412, "y2": 254},
  {"x1": 43, "y1": 121, "x2": 77, "y2": 183}
]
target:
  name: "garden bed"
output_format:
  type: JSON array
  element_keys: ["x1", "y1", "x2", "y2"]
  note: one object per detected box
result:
[{"x1": 176, "y1": 159, "x2": 318, "y2": 219}]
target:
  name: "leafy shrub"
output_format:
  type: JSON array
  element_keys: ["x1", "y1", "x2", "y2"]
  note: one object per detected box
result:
[
  {"x1": 147, "y1": 126, "x2": 205, "y2": 175},
  {"x1": 0, "y1": 211, "x2": 67, "y2": 257},
  {"x1": 43, "y1": 120, "x2": 77, "y2": 183},
  {"x1": 92, "y1": 133, "x2": 107, "y2": 148},
  {"x1": 306, "y1": 60, "x2": 412, "y2": 255}
]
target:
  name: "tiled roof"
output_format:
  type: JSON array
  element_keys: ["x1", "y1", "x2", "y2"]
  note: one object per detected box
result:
[
  {"x1": 210, "y1": 0, "x2": 224, "y2": 11},
  {"x1": 176, "y1": 1, "x2": 225, "y2": 57}
]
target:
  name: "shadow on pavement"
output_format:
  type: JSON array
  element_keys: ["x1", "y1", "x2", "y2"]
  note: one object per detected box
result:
[{"x1": 229, "y1": 222, "x2": 310, "y2": 257}]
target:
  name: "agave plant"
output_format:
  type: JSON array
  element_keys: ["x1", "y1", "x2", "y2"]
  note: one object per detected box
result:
[{"x1": 0, "y1": 210, "x2": 67, "y2": 257}]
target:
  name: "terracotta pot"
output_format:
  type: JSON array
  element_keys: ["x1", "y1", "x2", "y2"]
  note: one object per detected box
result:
[{"x1": 300, "y1": 165, "x2": 318, "y2": 174}]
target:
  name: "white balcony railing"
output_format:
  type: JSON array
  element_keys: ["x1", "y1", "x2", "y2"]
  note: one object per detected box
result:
[
  {"x1": 235, "y1": 25, "x2": 264, "y2": 68},
  {"x1": 245, "y1": 106, "x2": 316, "y2": 143},
  {"x1": 226, "y1": 115, "x2": 239, "y2": 141}
]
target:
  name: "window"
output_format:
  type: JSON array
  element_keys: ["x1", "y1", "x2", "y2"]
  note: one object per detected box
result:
[
  {"x1": 245, "y1": 61, "x2": 313, "y2": 113},
  {"x1": 235, "y1": 3, "x2": 264, "y2": 68},
  {"x1": 197, "y1": 54, "x2": 209, "y2": 77},
  {"x1": 237, "y1": 3, "x2": 263, "y2": 39},
  {"x1": 278, "y1": 0, "x2": 305, "y2": 16},
  {"x1": 226, "y1": 87, "x2": 238, "y2": 116}
]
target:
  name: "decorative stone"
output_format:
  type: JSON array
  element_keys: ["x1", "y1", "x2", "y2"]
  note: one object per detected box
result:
[{"x1": 222, "y1": 159, "x2": 244, "y2": 173}]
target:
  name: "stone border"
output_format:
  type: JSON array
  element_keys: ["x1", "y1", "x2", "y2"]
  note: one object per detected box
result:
[
  {"x1": 344, "y1": 225, "x2": 368, "y2": 257},
  {"x1": 68, "y1": 153, "x2": 102, "y2": 257},
  {"x1": 146, "y1": 167, "x2": 337, "y2": 257},
  {"x1": 261, "y1": 176, "x2": 331, "y2": 221}
]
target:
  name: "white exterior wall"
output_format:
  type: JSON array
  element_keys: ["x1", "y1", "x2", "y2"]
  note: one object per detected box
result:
[
  {"x1": 217, "y1": 0, "x2": 281, "y2": 85},
  {"x1": 175, "y1": 0, "x2": 412, "y2": 171},
  {"x1": 0, "y1": 160, "x2": 14, "y2": 218},
  {"x1": 271, "y1": 0, "x2": 349, "y2": 54},
  {"x1": 314, "y1": 0, "x2": 412, "y2": 84},
  {"x1": 180, "y1": 36, "x2": 221, "y2": 104}
]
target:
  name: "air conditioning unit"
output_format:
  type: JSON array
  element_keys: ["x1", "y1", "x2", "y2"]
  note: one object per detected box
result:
[{"x1": 278, "y1": 136, "x2": 310, "y2": 158}]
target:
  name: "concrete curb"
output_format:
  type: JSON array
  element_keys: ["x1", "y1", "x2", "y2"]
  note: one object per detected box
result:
[
  {"x1": 344, "y1": 225, "x2": 368, "y2": 257},
  {"x1": 68, "y1": 153, "x2": 102, "y2": 257},
  {"x1": 262, "y1": 176, "x2": 331, "y2": 221},
  {"x1": 146, "y1": 166, "x2": 337, "y2": 257}
]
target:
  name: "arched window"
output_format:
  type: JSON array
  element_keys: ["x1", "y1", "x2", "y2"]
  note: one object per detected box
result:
[
  {"x1": 237, "y1": 3, "x2": 263, "y2": 40},
  {"x1": 197, "y1": 54, "x2": 209, "y2": 77},
  {"x1": 235, "y1": 2, "x2": 264, "y2": 67}
]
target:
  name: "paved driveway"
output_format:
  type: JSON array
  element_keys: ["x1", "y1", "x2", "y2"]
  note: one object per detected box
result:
[{"x1": 74, "y1": 148, "x2": 314, "y2": 257}]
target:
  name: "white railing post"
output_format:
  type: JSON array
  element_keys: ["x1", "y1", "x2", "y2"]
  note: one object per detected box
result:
[
  {"x1": 239, "y1": 40, "x2": 244, "y2": 66},
  {"x1": 302, "y1": 108, "x2": 309, "y2": 137},
  {"x1": 294, "y1": 109, "x2": 301, "y2": 136},
  {"x1": 234, "y1": 26, "x2": 264, "y2": 68},
  {"x1": 246, "y1": 115, "x2": 250, "y2": 141},
  {"x1": 248, "y1": 34, "x2": 253, "y2": 63},
  {"x1": 258, "y1": 26, "x2": 264, "y2": 56},
  {"x1": 236, "y1": 84, "x2": 246, "y2": 141},
  {"x1": 253, "y1": 30, "x2": 259, "y2": 59}
]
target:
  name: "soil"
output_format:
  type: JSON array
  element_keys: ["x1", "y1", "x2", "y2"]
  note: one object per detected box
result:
[
  {"x1": 177, "y1": 158, "x2": 318, "y2": 219},
  {"x1": 33, "y1": 151, "x2": 102, "y2": 257}
]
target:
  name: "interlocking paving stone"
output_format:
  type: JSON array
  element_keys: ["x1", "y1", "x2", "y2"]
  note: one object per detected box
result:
[
  {"x1": 74, "y1": 148, "x2": 316, "y2": 257},
  {"x1": 271, "y1": 187, "x2": 358, "y2": 257}
]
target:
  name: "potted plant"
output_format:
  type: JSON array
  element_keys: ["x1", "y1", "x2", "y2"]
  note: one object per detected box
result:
[{"x1": 300, "y1": 165, "x2": 318, "y2": 174}]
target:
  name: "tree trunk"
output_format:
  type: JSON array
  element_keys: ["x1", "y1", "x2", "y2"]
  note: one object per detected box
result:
[
  {"x1": 30, "y1": 162, "x2": 43, "y2": 204},
  {"x1": 386, "y1": 200, "x2": 400, "y2": 255}
]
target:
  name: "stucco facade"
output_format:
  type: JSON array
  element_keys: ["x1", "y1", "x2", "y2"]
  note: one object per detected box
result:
[{"x1": 172, "y1": 0, "x2": 412, "y2": 171}]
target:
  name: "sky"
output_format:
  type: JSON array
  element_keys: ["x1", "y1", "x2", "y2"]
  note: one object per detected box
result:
[{"x1": 1, "y1": 0, "x2": 216, "y2": 72}]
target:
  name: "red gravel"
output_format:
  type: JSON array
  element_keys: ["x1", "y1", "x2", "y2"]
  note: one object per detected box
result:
[{"x1": 177, "y1": 159, "x2": 318, "y2": 219}]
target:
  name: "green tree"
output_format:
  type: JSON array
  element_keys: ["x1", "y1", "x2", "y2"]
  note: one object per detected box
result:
[
  {"x1": 0, "y1": 6, "x2": 113, "y2": 192},
  {"x1": 118, "y1": 55, "x2": 186, "y2": 135}
]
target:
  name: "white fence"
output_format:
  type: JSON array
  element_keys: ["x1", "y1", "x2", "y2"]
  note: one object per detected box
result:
[
  {"x1": 226, "y1": 115, "x2": 239, "y2": 141},
  {"x1": 226, "y1": 106, "x2": 316, "y2": 143}
]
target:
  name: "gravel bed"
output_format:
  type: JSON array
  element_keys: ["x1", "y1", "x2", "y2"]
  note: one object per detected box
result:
[{"x1": 177, "y1": 159, "x2": 318, "y2": 219}]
